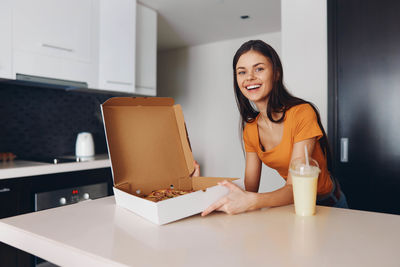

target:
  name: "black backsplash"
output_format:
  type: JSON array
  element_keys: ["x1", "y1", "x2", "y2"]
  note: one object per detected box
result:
[{"x1": 0, "y1": 83, "x2": 129, "y2": 159}]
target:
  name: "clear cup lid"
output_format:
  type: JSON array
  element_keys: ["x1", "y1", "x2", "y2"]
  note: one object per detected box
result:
[{"x1": 289, "y1": 157, "x2": 321, "y2": 177}]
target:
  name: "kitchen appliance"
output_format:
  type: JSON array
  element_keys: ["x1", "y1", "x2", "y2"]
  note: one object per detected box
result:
[
  {"x1": 34, "y1": 182, "x2": 108, "y2": 211},
  {"x1": 75, "y1": 132, "x2": 95, "y2": 159},
  {"x1": 34, "y1": 182, "x2": 108, "y2": 267}
]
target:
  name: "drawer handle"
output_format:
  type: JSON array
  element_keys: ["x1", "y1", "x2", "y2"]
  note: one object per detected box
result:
[
  {"x1": 0, "y1": 188, "x2": 11, "y2": 193},
  {"x1": 42, "y1": 43, "x2": 74, "y2": 52},
  {"x1": 107, "y1": 80, "x2": 132, "y2": 86},
  {"x1": 135, "y1": 85, "x2": 155, "y2": 90}
]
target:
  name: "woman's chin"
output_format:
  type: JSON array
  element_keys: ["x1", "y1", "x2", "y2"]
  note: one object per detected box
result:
[{"x1": 245, "y1": 93, "x2": 267, "y2": 103}]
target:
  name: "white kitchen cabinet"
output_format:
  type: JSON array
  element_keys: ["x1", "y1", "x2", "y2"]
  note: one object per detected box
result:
[
  {"x1": 98, "y1": 0, "x2": 136, "y2": 93},
  {"x1": 0, "y1": 0, "x2": 13, "y2": 79},
  {"x1": 135, "y1": 4, "x2": 157, "y2": 96},
  {"x1": 13, "y1": 0, "x2": 99, "y2": 87}
]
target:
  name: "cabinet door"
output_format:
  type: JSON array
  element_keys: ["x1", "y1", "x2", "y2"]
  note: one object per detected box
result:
[
  {"x1": 98, "y1": 0, "x2": 136, "y2": 93},
  {"x1": 135, "y1": 4, "x2": 157, "y2": 96},
  {"x1": 0, "y1": 0, "x2": 13, "y2": 79},
  {"x1": 13, "y1": 0, "x2": 98, "y2": 87},
  {"x1": 0, "y1": 180, "x2": 27, "y2": 267},
  {"x1": 0, "y1": 180, "x2": 20, "y2": 219}
]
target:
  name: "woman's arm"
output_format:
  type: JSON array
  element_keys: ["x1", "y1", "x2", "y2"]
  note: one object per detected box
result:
[
  {"x1": 201, "y1": 137, "x2": 317, "y2": 216},
  {"x1": 251, "y1": 137, "x2": 317, "y2": 209},
  {"x1": 244, "y1": 152, "x2": 262, "y2": 192}
]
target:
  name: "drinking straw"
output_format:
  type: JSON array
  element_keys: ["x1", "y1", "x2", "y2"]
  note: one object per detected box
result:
[{"x1": 304, "y1": 145, "x2": 310, "y2": 167}]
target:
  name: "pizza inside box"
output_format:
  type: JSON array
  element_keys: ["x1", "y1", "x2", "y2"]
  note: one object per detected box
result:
[{"x1": 101, "y1": 97, "x2": 238, "y2": 225}]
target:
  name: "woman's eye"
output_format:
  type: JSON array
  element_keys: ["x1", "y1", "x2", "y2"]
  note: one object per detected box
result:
[
  {"x1": 255, "y1": 67, "x2": 264, "y2": 72},
  {"x1": 237, "y1": 71, "x2": 245, "y2": 75}
]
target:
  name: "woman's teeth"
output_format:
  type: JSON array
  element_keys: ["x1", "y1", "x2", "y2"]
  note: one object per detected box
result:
[{"x1": 246, "y1": 85, "x2": 261, "y2": 90}]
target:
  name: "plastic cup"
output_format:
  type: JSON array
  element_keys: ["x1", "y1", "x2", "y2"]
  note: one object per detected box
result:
[{"x1": 290, "y1": 157, "x2": 321, "y2": 216}]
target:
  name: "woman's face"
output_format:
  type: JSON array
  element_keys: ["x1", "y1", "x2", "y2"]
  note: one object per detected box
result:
[{"x1": 236, "y1": 50, "x2": 274, "y2": 103}]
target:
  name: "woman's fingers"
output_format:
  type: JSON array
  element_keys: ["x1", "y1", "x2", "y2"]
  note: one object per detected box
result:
[
  {"x1": 218, "y1": 180, "x2": 241, "y2": 191},
  {"x1": 191, "y1": 160, "x2": 201, "y2": 177},
  {"x1": 201, "y1": 181, "x2": 241, "y2": 216},
  {"x1": 201, "y1": 197, "x2": 226, "y2": 216}
]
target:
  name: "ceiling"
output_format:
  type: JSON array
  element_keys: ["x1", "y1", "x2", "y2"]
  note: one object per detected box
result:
[{"x1": 138, "y1": 0, "x2": 281, "y2": 52}]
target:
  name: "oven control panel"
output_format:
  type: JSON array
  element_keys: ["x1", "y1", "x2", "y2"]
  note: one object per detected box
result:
[{"x1": 34, "y1": 182, "x2": 108, "y2": 211}]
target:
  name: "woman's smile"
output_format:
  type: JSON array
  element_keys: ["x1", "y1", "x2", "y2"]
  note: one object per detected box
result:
[{"x1": 245, "y1": 84, "x2": 262, "y2": 90}]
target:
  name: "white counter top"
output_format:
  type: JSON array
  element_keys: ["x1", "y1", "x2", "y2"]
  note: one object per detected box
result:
[
  {"x1": 0, "y1": 196, "x2": 399, "y2": 267},
  {"x1": 0, "y1": 154, "x2": 111, "y2": 180}
]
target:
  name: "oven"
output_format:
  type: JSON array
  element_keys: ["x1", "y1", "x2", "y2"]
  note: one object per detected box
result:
[
  {"x1": 33, "y1": 182, "x2": 108, "y2": 267},
  {"x1": 23, "y1": 166, "x2": 113, "y2": 267}
]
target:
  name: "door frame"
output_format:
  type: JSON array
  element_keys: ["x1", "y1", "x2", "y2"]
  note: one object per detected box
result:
[{"x1": 327, "y1": 0, "x2": 339, "y2": 170}]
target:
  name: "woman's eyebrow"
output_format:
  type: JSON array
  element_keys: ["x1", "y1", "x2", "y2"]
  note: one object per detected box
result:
[
  {"x1": 236, "y1": 62, "x2": 265, "y2": 70},
  {"x1": 253, "y1": 62, "x2": 265, "y2": 67}
]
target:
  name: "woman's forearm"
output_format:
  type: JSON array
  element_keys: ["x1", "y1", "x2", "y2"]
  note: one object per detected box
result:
[
  {"x1": 245, "y1": 179, "x2": 260, "y2": 192},
  {"x1": 250, "y1": 184, "x2": 294, "y2": 210}
]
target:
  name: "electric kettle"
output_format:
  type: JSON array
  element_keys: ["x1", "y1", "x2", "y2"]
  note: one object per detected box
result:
[{"x1": 75, "y1": 132, "x2": 95, "y2": 159}]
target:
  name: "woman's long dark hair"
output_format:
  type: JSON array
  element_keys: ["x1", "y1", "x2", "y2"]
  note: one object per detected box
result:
[{"x1": 233, "y1": 40, "x2": 334, "y2": 175}]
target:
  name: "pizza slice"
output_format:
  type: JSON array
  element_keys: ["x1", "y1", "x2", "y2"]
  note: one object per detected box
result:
[{"x1": 143, "y1": 189, "x2": 194, "y2": 202}]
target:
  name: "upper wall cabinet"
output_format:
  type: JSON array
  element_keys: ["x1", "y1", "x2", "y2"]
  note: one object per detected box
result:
[
  {"x1": 98, "y1": 0, "x2": 136, "y2": 93},
  {"x1": 1, "y1": 0, "x2": 157, "y2": 95},
  {"x1": 135, "y1": 4, "x2": 157, "y2": 96},
  {"x1": 0, "y1": 0, "x2": 13, "y2": 79},
  {"x1": 13, "y1": 0, "x2": 99, "y2": 87}
]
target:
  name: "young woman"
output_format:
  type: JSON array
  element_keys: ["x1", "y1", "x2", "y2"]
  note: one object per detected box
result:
[{"x1": 201, "y1": 40, "x2": 348, "y2": 216}]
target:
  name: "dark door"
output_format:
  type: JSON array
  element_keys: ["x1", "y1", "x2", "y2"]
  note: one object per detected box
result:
[{"x1": 328, "y1": 0, "x2": 400, "y2": 214}]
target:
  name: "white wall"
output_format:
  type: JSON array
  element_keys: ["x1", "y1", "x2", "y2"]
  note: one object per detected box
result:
[
  {"x1": 157, "y1": 32, "x2": 285, "y2": 193},
  {"x1": 157, "y1": 1, "x2": 328, "y2": 193},
  {"x1": 281, "y1": 0, "x2": 328, "y2": 130}
]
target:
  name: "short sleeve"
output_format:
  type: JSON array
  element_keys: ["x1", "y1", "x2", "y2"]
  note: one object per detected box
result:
[
  {"x1": 243, "y1": 124, "x2": 257, "y2": 152},
  {"x1": 293, "y1": 104, "x2": 323, "y2": 143}
]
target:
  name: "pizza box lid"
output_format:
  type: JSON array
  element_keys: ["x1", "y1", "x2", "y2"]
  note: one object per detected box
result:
[{"x1": 101, "y1": 97, "x2": 197, "y2": 195}]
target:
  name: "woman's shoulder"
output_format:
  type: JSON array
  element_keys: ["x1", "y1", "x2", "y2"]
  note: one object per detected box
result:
[
  {"x1": 244, "y1": 118, "x2": 257, "y2": 132},
  {"x1": 287, "y1": 103, "x2": 315, "y2": 118},
  {"x1": 243, "y1": 116, "x2": 259, "y2": 136}
]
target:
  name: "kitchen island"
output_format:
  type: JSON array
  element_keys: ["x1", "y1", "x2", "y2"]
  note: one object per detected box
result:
[{"x1": 0, "y1": 196, "x2": 399, "y2": 267}]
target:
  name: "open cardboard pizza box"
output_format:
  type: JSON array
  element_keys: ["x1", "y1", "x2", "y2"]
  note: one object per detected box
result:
[{"x1": 101, "y1": 97, "x2": 238, "y2": 225}]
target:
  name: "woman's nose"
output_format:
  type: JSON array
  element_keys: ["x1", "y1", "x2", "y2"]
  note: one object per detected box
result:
[{"x1": 246, "y1": 71, "x2": 255, "y2": 80}]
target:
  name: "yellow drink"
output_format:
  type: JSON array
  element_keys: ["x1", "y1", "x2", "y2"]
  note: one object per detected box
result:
[
  {"x1": 290, "y1": 158, "x2": 320, "y2": 216},
  {"x1": 292, "y1": 172, "x2": 318, "y2": 216}
]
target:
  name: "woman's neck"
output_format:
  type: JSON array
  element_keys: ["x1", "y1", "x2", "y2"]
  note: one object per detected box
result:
[
  {"x1": 254, "y1": 98, "x2": 281, "y2": 124},
  {"x1": 254, "y1": 100, "x2": 268, "y2": 121}
]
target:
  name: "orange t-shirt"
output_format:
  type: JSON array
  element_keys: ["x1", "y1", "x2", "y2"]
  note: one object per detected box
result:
[{"x1": 243, "y1": 103, "x2": 333, "y2": 195}]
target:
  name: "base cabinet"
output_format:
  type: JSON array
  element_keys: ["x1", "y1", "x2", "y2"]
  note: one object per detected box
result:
[
  {"x1": 0, "y1": 168, "x2": 113, "y2": 267},
  {"x1": 0, "y1": 179, "x2": 31, "y2": 267},
  {"x1": 0, "y1": 179, "x2": 18, "y2": 266}
]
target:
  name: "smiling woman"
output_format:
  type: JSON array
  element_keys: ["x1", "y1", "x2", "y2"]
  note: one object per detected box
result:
[{"x1": 201, "y1": 40, "x2": 348, "y2": 216}]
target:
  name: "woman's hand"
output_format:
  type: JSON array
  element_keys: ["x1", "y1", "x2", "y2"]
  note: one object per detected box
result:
[
  {"x1": 201, "y1": 180, "x2": 258, "y2": 216},
  {"x1": 191, "y1": 160, "x2": 200, "y2": 177}
]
